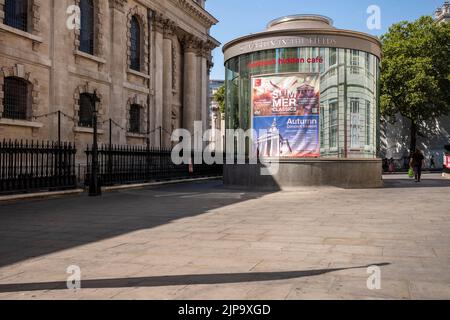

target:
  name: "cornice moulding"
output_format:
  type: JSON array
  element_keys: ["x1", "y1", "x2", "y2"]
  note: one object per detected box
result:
[{"x1": 170, "y1": 0, "x2": 218, "y2": 28}]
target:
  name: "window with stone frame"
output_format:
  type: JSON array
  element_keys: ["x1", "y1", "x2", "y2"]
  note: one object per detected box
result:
[
  {"x1": 4, "y1": 0, "x2": 29, "y2": 32},
  {"x1": 130, "y1": 15, "x2": 141, "y2": 71},
  {"x1": 78, "y1": 92, "x2": 94, "y2": 127},
  {"x1": 129, "y1": 104, "x2": 141, "y2": 133},
  {"x1": 126, "y1": 7, "x2": 148, "y2": 75},
  {"x1": 79, "y1": 0, "x2": 95, "y2": 55},
  {"x1": 3, "y1": 76, "x2": 31, "y2": 120}
]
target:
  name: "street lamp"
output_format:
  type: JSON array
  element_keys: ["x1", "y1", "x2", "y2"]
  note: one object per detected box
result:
[{"x1": 89, "y1": 90, "x2": 102, "y2": 197}]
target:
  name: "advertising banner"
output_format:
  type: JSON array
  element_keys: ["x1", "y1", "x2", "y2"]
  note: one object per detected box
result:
[
  {"x1": 252, "y1": 74, "x2": 320, "y2": 158},
  {"x1": 444, "y1": 155, "x2": 450, "y2": 172}
]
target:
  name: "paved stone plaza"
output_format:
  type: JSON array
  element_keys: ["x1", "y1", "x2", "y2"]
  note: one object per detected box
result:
[{"x1": 0, "y1": 174, "x2": 449, "y2": 300}]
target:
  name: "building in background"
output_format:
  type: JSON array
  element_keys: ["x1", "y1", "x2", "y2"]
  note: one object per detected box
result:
[
  {"x1": 208, "y1": 79, "x2": 224, "y2": 151},
  {"x1": 436, "y1": 1, "x2": 450, "y2": 23},
  {"x1": 380, "y1": 1, "x2": 450, "y2": 169},
  {"x1": 0, "y1": 0, "x2": 219, "y2": 162}
]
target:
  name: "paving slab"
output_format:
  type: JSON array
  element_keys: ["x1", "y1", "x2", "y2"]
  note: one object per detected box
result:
[{"x1": 0, "y1": 174, "x2": 449, "y2": 299}]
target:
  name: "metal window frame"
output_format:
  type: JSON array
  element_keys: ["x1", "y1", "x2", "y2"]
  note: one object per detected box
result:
[
  {"x1": 129, "y1": 104, "x2": 141, "y2": 134},
  {"x1": 78, "y1": 93, "x2": 94, "y2": 128},
  {"x1": 4, "y1": 0, "x2": 29, "y2": 32},
  {"x1": 79, "y1": 0, "x2": 95, "y2": 55},
  {"x1": 3, "y1": 76, "x2": 30, "y2": 121},
  {"x1": 130, "y1": 15, "x2": 141, "y2": 71}
]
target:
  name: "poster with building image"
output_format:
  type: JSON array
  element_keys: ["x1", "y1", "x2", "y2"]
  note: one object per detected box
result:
[{"x1": 251, "y1": 74, "x2": 320, "y2": 158}]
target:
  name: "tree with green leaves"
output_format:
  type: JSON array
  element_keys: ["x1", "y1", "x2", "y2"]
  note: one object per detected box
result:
[
  {"x1": 213, "y1": 85, "x2": 226, "y2": 114},
  {"x1": 380, "y1": 16, "x2": 450, "y2": 153}
]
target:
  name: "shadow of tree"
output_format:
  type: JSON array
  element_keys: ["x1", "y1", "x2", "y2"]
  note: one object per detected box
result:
[{"x1": 382, "y1": 176, "x2": 450, "y2": 189}]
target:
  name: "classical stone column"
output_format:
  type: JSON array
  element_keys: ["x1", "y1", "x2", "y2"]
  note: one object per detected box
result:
[
  {"x1": 207, "y1": 57, "x2": 215, "y2": 146},
  {"x1": 198, "y1": 43, "x2": 209, "y2": 135},
  {"x1": 162, "y1": 20, "x2": 175, "y2": 148},
  {"x1": 109, "y1": 0, "x2": 127, "y2": 145},
  {"x1": 193, "y1": 41, "x2": 215, "y2": 149},
  {"x1": 182, "y1": 36, "x2": 199, "y2": 136},
  {"x1": 153, "y1": 14, "x2": 164, "y2": 147}
]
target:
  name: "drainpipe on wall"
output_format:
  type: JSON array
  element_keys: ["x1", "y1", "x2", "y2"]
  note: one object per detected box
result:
[
  {"x1": 50, "y1": 0, "x2": 55, "y2": 141},
  {"x1": 147, "y1": 9, "x2": 154, "y2": 149}
]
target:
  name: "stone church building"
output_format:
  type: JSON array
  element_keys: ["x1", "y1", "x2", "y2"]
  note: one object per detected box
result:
[{"x1": 0, "y1": 0, "x2": 219, "y2": 161}]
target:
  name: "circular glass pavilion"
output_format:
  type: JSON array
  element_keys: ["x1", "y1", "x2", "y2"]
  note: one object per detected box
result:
[{"x1": 222, "y1": 14, "x2": 383, "y2": 188}]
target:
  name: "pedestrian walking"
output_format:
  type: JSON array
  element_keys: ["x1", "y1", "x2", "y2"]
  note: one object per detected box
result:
[
  {"x1": 430, "y1": 155, "x2": 435, "y2": 169},
  {"x1": 388, "y1": 158, "x2": 395, "y2": 174},
  {"x1": 410, "y1": 149, "x2": 425, "y2": 182},
  {"x1": 382, "y1": 158, "x2": 389, "y2": 172},
  {"x1": 403, "y1": 156, "x2": 410, "y2": 170}
]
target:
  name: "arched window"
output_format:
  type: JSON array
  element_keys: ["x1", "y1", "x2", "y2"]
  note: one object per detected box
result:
[
  {"x1": 78, "y1": 93, "x2": 94, "y2": 127},
  {"x1": 4, "y1": 0, "x2": 29, "y2": 32},
  {"x1": 3, "y1": 77, "x2": 30, "y2": 120},
  {"x1": 79, "y1": 0, "x2": 95, "y2": 55},
  {"x1": 130, "y1": 16, "x2": 141, "y2": 71},
  {"x1": 129, "y1": 104, "x2": 141, "y2": 133}
]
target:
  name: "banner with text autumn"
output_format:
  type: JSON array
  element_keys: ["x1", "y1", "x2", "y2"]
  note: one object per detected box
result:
[{"x1": 252, "y1": 74, "x2": 320, "y2": 158}]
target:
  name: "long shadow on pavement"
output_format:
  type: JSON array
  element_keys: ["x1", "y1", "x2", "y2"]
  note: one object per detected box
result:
[{"x1": 0, "y1": 263, "x2": 390, "y2": 293}]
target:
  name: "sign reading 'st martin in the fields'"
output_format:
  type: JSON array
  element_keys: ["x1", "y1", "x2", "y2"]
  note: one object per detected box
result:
[
  {"x1": 242, "y1": 36, "x2": 338, "y2": 52},
  {"x1": 222, "y1": 35, "x2": 341, "y2": 59}
]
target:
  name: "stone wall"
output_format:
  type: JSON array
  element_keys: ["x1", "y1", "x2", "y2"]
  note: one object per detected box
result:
[{"x1": 0, "y1": 0, "x2": 219, "y2": 162}]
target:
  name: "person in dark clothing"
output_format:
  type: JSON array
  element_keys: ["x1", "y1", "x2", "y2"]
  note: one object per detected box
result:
[
  {"x1": 410, "y1": 149, "x2": 425, "y2": 182},
  {"x1": 382, "y1": 158, "x2": 389, "y2": 172},
  {"x1": 388, "y1": 158, "x2": 395, "y2": 173},
  {"x1": 403, "y1": 155, "x2": 410, "y2": 170}
]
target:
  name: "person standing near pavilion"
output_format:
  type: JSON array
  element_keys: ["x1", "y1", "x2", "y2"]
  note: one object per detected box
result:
[
  {"x1": 410, "y1": 149, "x2": 426, "y2": 182},
  {"x1": 430, "y1": 155, "x2": 436, "y2": 169}
]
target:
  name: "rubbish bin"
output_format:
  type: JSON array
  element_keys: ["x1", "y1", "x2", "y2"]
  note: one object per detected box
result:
[{"x1": 444, "y1": 145, "x2": 450, "y2": 175}]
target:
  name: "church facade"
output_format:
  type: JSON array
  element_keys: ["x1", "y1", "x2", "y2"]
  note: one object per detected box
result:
[{"x1": 0, "y1": 0, "x2": 219, "y2": 161}]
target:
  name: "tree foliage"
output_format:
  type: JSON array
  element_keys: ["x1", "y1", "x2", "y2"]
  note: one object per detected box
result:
[
  {"x1": 213, "y1": 85, "x2": 226, "y2": 114},
  {"x1": 380, "y1": 16, "x2": 450, "y2": 152}
]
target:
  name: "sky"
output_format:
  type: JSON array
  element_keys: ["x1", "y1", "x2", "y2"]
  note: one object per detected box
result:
[{"x1": 205, "y1": 0, "x2": 444, "y2": 80}]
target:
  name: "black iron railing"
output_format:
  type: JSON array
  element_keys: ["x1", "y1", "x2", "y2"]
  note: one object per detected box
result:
[
  {"x1": 0, "y1": 140, "x2": 77, "y2": 195},
  {"x1": 85, "y1": 144, "x2": 223, "y2": 187}
]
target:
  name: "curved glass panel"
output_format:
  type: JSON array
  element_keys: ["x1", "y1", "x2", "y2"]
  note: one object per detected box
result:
[{"x1": 225, "y1": 47, "x2": 380, "y2": 158}]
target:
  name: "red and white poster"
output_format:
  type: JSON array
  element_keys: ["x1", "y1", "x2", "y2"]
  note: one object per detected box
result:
[
  {"x1": 251, "y1": 74, "x2": 320, "y2": 158},
  {"x1": 444, "y1": 155, "x2": 450, "y2": 170}
]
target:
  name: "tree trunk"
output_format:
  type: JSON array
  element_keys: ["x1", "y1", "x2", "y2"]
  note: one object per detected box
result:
[{"x1": 410, "y1": 120, "x2": 417, "y2": 154}]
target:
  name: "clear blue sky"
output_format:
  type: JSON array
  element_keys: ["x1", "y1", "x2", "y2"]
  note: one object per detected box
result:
[{"x1": 206, "y1": 0, "x2": 444, "y2": 80}]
